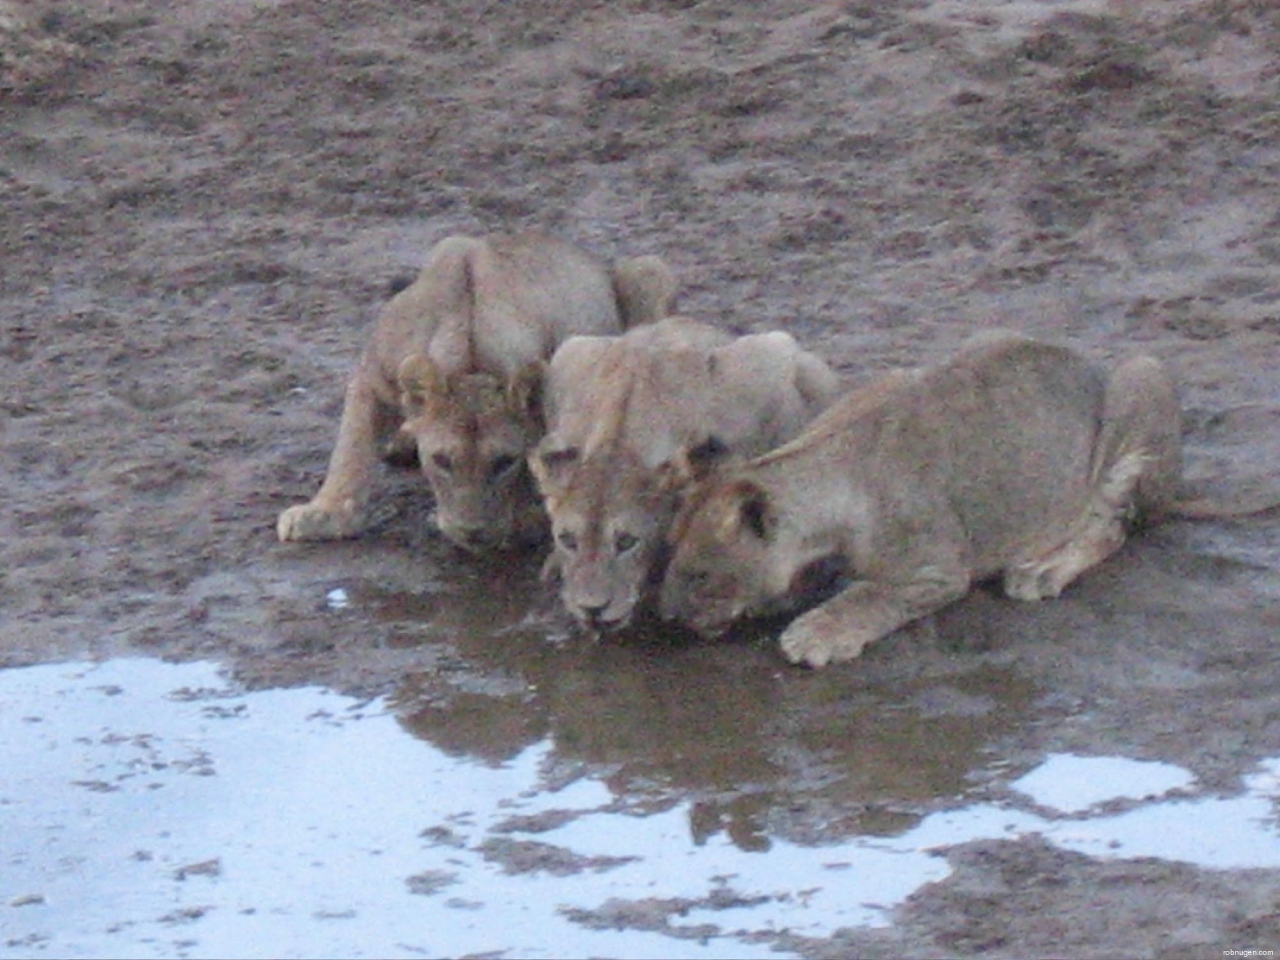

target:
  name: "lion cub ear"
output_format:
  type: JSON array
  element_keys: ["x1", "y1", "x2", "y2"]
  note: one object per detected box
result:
[
  {"x1": 661, "y1": 435, "x2": 730, "y2": 491},
  {"x1": 506, "y1": 360, "x2": 547, "y2": 427},
  {"x1": 398, "y1": 354, "x2": 447, "y2": 414},
  {"x1": 530, "y1": 440, "x2": 579, "y2": 495},
  {"x1": 720, "y1": 480, "x2": 775, "y2": 542}
]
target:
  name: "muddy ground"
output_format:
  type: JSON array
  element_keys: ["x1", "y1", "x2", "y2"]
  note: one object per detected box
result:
[{"x1": 3, "y1": 0, "x2": 1280, "y2": 956}]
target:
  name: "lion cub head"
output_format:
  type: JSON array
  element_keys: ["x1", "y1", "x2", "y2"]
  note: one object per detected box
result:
[
  {"x1": 531, "y1": 449, "x2": 670, "y2": 632},
  {"x1": 398, "y1": 353, "x2": 545, "y2": 552},
  {"x1": 659, "y1": 475, "x2": 797, "y2": 638},
  {"x1": 532, "y1": 437, "x2": 729, "y2": 633}
]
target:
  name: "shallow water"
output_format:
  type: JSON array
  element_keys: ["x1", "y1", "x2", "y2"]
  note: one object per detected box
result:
[{"x1": 4, "y1": 658, "x2": 1279, "y2": 959}]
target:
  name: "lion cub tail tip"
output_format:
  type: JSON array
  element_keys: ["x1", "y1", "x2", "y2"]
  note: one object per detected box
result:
[{"x1": 1160, "y1": 491, "x2": 1280, "y2": 522}]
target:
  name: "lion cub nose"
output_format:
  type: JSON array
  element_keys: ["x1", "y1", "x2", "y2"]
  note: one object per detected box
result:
[{"x1": 578, "y1": 602, "x2": 615, "y2": 631}]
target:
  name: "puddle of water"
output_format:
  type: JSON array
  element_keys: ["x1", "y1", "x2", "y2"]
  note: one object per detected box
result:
[
  {"x1": 3, "y1": 659, "x2": 768, "y2": 960},
  {"x1": 1009, "y1": 753, "x2": 1196, "y2": 814},
  {"x1": 904, "y1": 754, "x2": 1280, "y2": 871},
  {"x1": 3, "y1": 659, "x2": 1279, "y2": 960},
  {"x1": 350, "y1": 574, "x2": 1038, "y2": 812}
]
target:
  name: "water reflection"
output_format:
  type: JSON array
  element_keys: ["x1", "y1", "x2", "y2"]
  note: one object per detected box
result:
[
  {"x1": 359, "y1": 569, "x2": 1038, "y2": 848},
  {"x1": 1010, "y1": 753, "x2": 1196, "y2": 813},
  {"x1": 2, "y1": 659, "x2": 775, "y2": 960},
  {"x1": 3, "y1": 658, "x2": 1280, "y2": 960},
  {"x1": 395, "y1": 646, "x2": 1035, "y2": 846}
]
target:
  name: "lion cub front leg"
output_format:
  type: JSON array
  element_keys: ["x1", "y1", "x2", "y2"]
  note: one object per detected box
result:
[
  {"x1": 780, "y1": 566, "x2": 970, "y2": 668},
  {"x1": 277, "y1": 370, "x2": 393, "y2": 542}
]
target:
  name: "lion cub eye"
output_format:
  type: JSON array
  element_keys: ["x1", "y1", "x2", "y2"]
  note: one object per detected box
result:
[
  {"x1": 557, "y1": 530, "x2": 579, "y2": 552},
  {"x1": 488, "y1": 454, "x2": 519, "y2": 480},
  {"x1": 431, "y1": 452, "x2": 453, "y2": 472},
  {"x1": 684, "y1": 568, "x2": 712, "y2": 588},
  {"x1": 614, "y1": 532, "x2": 639, "y2": 554}
]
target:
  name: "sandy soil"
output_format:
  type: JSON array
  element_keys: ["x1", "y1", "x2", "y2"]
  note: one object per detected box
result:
[{"x1": 4, "y1": 0, "x2": 1280, "y2": 956}]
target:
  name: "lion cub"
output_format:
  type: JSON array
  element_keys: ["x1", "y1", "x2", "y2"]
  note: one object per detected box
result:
[
  {"x1": 661, "y1": 333, "x2": 1267, "y2": 667},
  {"x1": 277, "y1": 232, "x2": 675, "y2": 551},
  {"x1": 530, "y1": 316, "x2": 839, "y2": 632}
]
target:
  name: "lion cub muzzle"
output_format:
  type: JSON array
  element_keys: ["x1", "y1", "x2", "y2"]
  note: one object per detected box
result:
[
  {"x1": 431, "y1": 461, "x2": 548, "y2": 553},
  {"x1": 561, "y1": 554, "x2": 643, "y2": 634}
]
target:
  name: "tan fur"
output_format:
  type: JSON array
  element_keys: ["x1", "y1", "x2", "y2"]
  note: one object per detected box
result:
[
  {"x1": 277, "y1": 232, "x2": 675, "y2": 550},
  {"x1": 660, "y1": 334, "x2": 1278, "y2": 667},
  {"x1": 530, "y1": 316, "x2": 839, "y2": 632}
]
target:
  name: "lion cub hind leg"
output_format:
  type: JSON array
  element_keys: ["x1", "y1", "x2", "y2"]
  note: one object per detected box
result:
[
  {"x1": 1100, "y1": 355, "x2": 1183, "y2": 516},
  {"x1": 1002, "y1": 505, "x2": 1130, "y2": 602},
  {"x1": 1003, "y1": 355, "x2": 1182, "y2": 601},
  {"x1": 780, "y1": 565, "x2": 971, "y2": 668}
]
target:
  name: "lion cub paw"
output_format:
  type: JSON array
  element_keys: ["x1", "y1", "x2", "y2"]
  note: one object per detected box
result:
[
  {"x1": 779, "y1": 609, "x2": 872, "y2": 669},
  {"x1": 277, "y1": 501, "x2": 367, "y2": 542},
  {"x1": 1003, "y1": 520, "x2": 1126, "y2": 602},
  {"x1": 1002, "y1": 563, "x2": 1061, "y2": 603}
]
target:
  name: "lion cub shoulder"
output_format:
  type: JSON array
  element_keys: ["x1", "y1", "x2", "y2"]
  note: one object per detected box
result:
[
  {"x1": 277, "y1": 232, "x2": 675, "y2": 550},
  {"x1": 530, "y1": 316, "x2": 839, "y2": 632}
]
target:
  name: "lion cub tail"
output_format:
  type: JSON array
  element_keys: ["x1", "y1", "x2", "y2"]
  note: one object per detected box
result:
[
  {"x1": 612, "y1": 255, "x2": 677, "y2": 329},
  {"x1": 1156, "y1": 488, "x2": 1280, "y2": 522}
]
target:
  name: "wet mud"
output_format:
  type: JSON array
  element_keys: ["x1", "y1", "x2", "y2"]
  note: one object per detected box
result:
[{"x1": 4, "y1": 0, "x2": 1280, "y2": 957}]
